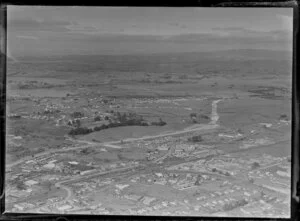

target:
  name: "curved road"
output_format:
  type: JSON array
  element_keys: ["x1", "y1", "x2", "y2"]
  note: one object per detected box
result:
[{"x1": 102, "y1": 99, "x2": 223, "y2": 149}]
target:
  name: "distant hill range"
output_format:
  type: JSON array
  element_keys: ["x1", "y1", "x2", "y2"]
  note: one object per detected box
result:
[
  {"x1": 7, "y1": 49, "x2": 291, "y2": 78},
  {"x1": 202, "y1": 49, "x2": 292, "y2": 61},
  {"x1": 153, "y1": 49, "x2": 292, "y2": 61},
  {"x1": 16, "y1": 49, "x2": 292, "y2": 62}
]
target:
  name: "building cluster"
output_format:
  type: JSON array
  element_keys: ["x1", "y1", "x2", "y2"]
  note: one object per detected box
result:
[
  {"x1": 240, "y1": 137, "x2": 274, "y2": 149},
  {"x1": 7, "y1": 93, "x2": 120, "y2": 129}
]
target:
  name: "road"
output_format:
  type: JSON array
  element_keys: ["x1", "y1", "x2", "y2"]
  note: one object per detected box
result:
[
  {"x1": 102, "y1": 99, "x2": 223, "y2": 150},
  {"x1": 152, "y1": 99, "x2": 222, "y2": 163},
  {"x1": 102, "y1": 124, "x2": 220, "y2": 149}
]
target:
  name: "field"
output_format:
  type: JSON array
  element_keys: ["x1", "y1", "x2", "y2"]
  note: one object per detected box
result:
[{"x1": 5, "y1": 49, "x2": 292, "y2": 217}]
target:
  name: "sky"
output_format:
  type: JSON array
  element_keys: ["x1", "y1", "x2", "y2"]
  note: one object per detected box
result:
[{"x1": 7, "y1": 6, "x2": 293, "y2": 58}]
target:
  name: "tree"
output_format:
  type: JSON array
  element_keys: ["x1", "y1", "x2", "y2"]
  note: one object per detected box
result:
[
  {"x1": 80, "y1": 148, "x2": 89, "y2": 154},
  {"x1": 68, "y1": 127, "x2": 92, "y2": 135},
  {"x1": 70, "y1": 111, "x2": 84, "y2": 118},
  {"x1": 120, "y1": 113, "x2": 127, "y2": 122},
  {"x1": 224, "y1": 171, "x2": 231, "y2": 176},
  {"x1": 94, "y1": 116, "x2": 101, "y2": 121},
  {"x1": 190, "y1": 113, "x2": 197, "y2": 118},
  {"x1": 251, "y1": 162, "x2": 260, "y2": 170},
  {"x1": 279, "y1": 114, "x2": 289, "y2": 121},
  {"x1": 16, "y1": 181, "x2": 26, "y2": 190},
  {"x1": 116, "y1": 111, "x2": 122, "y2": 120},
  {"x1": 159, "y1": 118, "x2": 166, "y2": 126},
  {"x1": 248, "y1": 177, "x2": 254, "y2": 184},
  {"x1": 200, "y1": 114, "x2": 209, "y2": 120},
  {"x1": 151, "y1": 118, "x2": 166, "y2": 126},
  {"x1": 195, "y1": 175, "x2": 203, "y2": 186},
  {"x1": 188, "y1": 135, "x2": 203, "y2": 142},
  {"x1": 75, "y1": 119, "x2": 81, "y2": 127}
]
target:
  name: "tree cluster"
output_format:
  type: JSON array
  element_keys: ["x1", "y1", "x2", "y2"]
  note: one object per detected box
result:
[
  {"x1": 68, "y1": 127, "x2": 93, "y2": 135},
  {"x1": 189, "y1": 113, "x2": 209, "y2": 123},
  {"x1": 94, "y1": 116, "x2": 102, "y2": 121},
  {"x1": 251, "y1": 162, "x2": 260, "y2": 170},
  {"x1": 211, "y1": 167, "x2": 231, "y2": 176},
  {"x1": 151, "y1": 118, "x2": 167, "y2": 126},
  {"x1": 69, "y1": 112, "x2": 166, "y2": 136},
  {"x1": 70, "y1": 111, "x2": 84, "y2": 118},
  {"x1": 279, "y1": 114, "x2": 289, "y2": 121},
  {"x1": 188, "y1": 135, "x2": 203, "y2": 142},
  {"x1": 223, "y1": 198, "x2": 248, "y2": 211}
]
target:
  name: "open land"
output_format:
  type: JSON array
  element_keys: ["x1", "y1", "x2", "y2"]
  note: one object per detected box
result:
[{"x1": 5, "y1": 50, "x2": 292, "y2": 217}]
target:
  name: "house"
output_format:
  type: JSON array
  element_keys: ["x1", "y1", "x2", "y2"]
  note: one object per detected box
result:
[{"x1": 24, "y1": 180, "x2": 38, "y2": 186}]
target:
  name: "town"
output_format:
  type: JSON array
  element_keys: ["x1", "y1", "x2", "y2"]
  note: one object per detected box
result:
[{"x1": 5, "y1": 6, "x2": 292, "y2": 218}]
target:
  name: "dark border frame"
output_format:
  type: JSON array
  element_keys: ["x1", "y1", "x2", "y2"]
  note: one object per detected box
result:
[{"x1": 0, "y1": 1, "x2": 299, "y2": 221}]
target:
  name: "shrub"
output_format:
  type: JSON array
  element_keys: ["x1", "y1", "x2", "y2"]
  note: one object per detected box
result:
[
  {"x1": 188, "y1": 135, "x2": 203, "y2": 142},
  {"x1": 199, "y1": 114, "x2": 209, "y2": 120},
  {"x1": 190, "y1": 113, "x2": 197, "y2": 118},
  {"x1": 223, "y1": 199, "x2": 247, "y2": 211},
  {"x1": 248, "y1": 178, "x2": 254, "y2": 183},
  {"x1": 279, "y1": 114, "x2": 289, "y2": 121},
  {"x1": 179, "y1": 75, "x2": 188, "y2": 79},
  {"x1": 151, "y1": 118, "x2": 166, "y2": 126},
  {"x1": 68, "y1": 127, "x2": 93, "y2": 135},
  {"x1": 251, "y1": 162, "x2": 260, "y2": 170},
  {"x1": 70, "y1": 111, "x2": 84, "y2": 118},
  {"x1": 224, "y1": 171, "x2": 231, "y2": 176},
  {"x1": 94, "y1": 116, "x2": 101, "y2": 121},
  {"x1": 16, "y1": 181, "x2": 26, "y2": 190}
]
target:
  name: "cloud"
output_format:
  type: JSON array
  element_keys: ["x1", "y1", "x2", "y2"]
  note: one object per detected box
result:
[
  {"x1": 17, "y1": 35, "x2": 39, "y2": 40},
  {"x1": 8, "y1": 18, "x2": 98, "y2": 33},
  {"x1": 210, "y1": 26, "x2": 292, "y2": 43},
  {"x1": 212, "y1": 27, "x2": 272, "y2": 37},
  {"x1": 159, "y1": 28, "x2": 292, "y2": 47},
  {"x1": 8, "y1": 18, "x2": 71, "y2": 32},
  {"x1": 212, "y1": 27, "x2": 249, "y2": 32},
  {"x1": 43, "y1": 27, "x2": 292, "y2": 47},
  {"x1": 169, "y1": 22, "x2": 188, "y2": 29},
  {"x1": 67, "y1": 24, "x2": 99, "y2": 33},
  {"x1": 71, "y1": 33, "x2": 164, "y2": 42},
  {"x1": 276, "y1": 14, "x2": 293, "y2": 31}
]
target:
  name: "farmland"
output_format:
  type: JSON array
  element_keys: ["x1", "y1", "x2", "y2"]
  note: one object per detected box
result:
[{"x1": 5, "y1": 50, "x2": 292, "y2": 217}]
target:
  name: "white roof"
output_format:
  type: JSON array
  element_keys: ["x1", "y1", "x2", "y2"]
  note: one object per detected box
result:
[
  {"x1": 58, "y1": 204, "x2": 72, "y2": 210},
  {"x1": 25, "y1": 180, "x2": 38, "y2": 186},
  {"x1": 43, "y1": 163, "x2": 55, "y2": 169}
]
